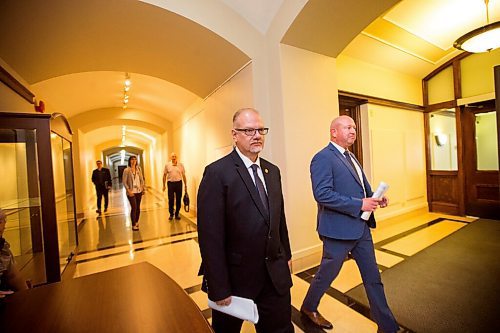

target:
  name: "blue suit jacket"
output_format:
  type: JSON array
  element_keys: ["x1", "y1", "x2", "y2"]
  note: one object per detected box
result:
[{"x1": 311, "y1": 143, "x2": 376, "y2": 240}]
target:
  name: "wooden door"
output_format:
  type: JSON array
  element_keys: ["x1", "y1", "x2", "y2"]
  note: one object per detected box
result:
[
  {"x1": 462, "y1": 101, "x2": 500, "y2": 218},
  {"x1": 339, "y1": 95, "x2": 364, "y2": 165}
]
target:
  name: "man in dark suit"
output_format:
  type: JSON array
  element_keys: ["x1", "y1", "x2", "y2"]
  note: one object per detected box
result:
[
  {"x1": 300, "y1": 115, "x2": 400, "y2": 333},
  {"x1": 197, "y1": 108, "x2": 293, "y2": 333},
  {"x1": 91, "y1": 160, "x2": 112, "y2": 214}
]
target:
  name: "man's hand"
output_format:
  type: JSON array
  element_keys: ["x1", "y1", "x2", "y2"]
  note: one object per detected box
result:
[
  {"x1": 361, "y1": 198, "x2": 380, "y2": 212},
  {"x1": 162, "y1": 185, "x2": 166, "y2": 192},
  {"x1": 215, "y1": 296, "x2": 232, "y2": 306},
  {"x1": 379, "y1": 196, "x2": 389, "y2": 208}
]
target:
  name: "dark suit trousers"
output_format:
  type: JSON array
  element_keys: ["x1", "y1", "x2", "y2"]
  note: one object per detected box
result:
[
  {"x1": 212, "y1": 273, "x2": 294, "y2": 333},
  {"x1": 302, "y1": 224, "x2": 398, "y2": 333},
  {"x1": 126, "y1": 193, "x2": 142, "y2": 224},
  {"x1": 167, "y1": 181, "x2": 182, "y2": 216},
  {"x1": 95, "y1": 185, "x2": 109, "y2": 210}
]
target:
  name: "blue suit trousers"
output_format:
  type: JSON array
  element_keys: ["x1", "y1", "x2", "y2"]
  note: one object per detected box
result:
[{"x1": 302, "y1": 224, "x2": 399, "y2": 333}]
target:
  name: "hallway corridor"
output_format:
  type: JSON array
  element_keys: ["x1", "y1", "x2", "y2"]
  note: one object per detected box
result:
[{"x1": 75, "y1": 185, "x2": 476, "y2": 333}]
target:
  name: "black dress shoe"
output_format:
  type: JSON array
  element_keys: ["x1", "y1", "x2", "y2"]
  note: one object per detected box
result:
[
  {"x1": 168, "y1": 215, "x2": 173, "y2": 221},
  {"x1": 175, "y1": 215, "x2": 181, "y2": 220},
  {"x1": 300, "y1": 306, "x2": 333, "y2": 329}
]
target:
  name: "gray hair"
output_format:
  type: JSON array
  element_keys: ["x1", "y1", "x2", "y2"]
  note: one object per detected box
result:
[{"x1": 232, "y1": 108, "x2": 259, "y2": 126}]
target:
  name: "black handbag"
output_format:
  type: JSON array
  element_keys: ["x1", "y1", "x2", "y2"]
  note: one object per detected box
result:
[{"x1": 183, "y1": 192, "x2": 190, "y2": 212}]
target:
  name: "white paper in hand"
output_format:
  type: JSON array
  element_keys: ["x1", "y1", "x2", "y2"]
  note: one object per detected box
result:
[
  {"x1": 361, "y1": 181, "x2": 389, "y2": 221},
  {"x1": 208, "y1": 296, "x2": 259, "y2": 324}
]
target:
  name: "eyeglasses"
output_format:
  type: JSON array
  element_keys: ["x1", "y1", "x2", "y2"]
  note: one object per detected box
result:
[{"x1": 234, "y1": 128, "x2": 269, "y2": 136}]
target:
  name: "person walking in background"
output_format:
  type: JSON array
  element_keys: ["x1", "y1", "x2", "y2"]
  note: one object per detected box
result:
[
  {"x1": 300, "y1": 115, "x2": 400, "y2": 333},
  {"x1": 0, "y1": 208, "x2": 29, "y2": 296},
  {"x1": 197, "y1": 108, "x2": 294, "y2": 333},
  {"x1": 122, "y1": 156, "x2": 145, "y2": 231},
  {"x1": 162, "y1": 153, "x2": 187, "y2": 221},
  {"x1": 91, "y1": 160, "x2": 112, "y2": 214}
]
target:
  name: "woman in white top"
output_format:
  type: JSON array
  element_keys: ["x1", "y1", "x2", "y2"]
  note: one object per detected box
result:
[{"x1": 122, "y1": 156, "x2": 145, "y2": 231}]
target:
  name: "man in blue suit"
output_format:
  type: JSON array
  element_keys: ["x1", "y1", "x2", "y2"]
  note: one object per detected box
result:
[{"x1": 300, "y1": 115, "x2": 400, "y2": 333}]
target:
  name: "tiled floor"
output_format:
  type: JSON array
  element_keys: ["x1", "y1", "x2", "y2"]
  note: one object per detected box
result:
[{"x1": 75, "y1": 188, "x2": 476, "y2": 333}]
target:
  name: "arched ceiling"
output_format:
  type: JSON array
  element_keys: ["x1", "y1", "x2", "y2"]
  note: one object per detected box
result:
[
  {"x1": 32, "y1": 72, "x2": 199, "y2": 120},
  {"x1": 85, "y1": 125, "x2": 158, "y2": 150},
  {"x1": 0, "y1": 0, "x2": 249, "y2": 98}
]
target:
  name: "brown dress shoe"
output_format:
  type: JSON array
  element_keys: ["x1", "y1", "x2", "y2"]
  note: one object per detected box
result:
[
  {"x1": 377, "y1": 327, "x2": 405, "y2": 333},
  {"x1": 300, "y1": 306, "x2": 333, "y2": 329}
]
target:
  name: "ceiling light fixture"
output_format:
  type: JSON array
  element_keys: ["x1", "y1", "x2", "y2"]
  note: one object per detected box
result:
[
  {"x1": 122, "y1": 73, "x2": 131, "y2": 110},
  {"x1": 454, "y1": 0, "x2": 500, "y2": 53}
]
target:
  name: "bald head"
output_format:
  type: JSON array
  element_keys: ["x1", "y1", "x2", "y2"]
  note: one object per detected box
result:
[
  {"x1": 330, "y1": 115, "x2": 357, "y2": 149},
  {"x1": 171, "y1": 152, "x2": 178, "y2": 165}
]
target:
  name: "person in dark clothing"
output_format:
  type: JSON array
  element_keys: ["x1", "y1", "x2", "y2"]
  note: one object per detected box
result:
[{"x1": 91, "y1": 160, "x2": 112, "y2": 214}]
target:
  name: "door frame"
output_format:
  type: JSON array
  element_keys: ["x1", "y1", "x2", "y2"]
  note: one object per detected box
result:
[{"x1": 461, "y1": 100, "x2": 499, "y2": 218}]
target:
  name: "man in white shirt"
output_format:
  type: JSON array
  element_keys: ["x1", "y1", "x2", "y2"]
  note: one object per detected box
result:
[{"x1": 162, "y1": 153, "x2": 187, "y2": 220}]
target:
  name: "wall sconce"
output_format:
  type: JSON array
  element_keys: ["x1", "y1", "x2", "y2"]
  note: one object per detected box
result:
[{"x1": 434, "y1": 133, "x2": 448, "y2": 146}]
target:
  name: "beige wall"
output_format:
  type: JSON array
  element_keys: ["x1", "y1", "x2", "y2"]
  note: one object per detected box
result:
[
  {"x1": 336, "y1": 54, "x2": 423, "y2": 105},
  {"x1": 279, "y1": 44, "x2": 340, "y2": 270},
  {"x1": 362, "y1": 104, "x2": 427, "y2": 219},
  {"x1": 461, "y1": 48, "x2": 500, "y2": 98},
  {"x1": 0, "y1": 57, "x2": 34, "y2": 113},
  {"x1": 0, "y1": 143, "x2": 28, "y2": 208},
  {"x1": 427, "y1": 66, "x2": 454, "y2": 105},
  {"x1": 173, "y1": 64, "x2": 254, "y2": 213},
  {"x1": 0, "y1": 82, "x2": 34, "y2": 113}
]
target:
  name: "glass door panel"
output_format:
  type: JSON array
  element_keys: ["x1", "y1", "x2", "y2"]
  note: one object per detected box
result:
[
  {"x1": 429, "y1": 109, "x2": 458, "y2": 170},
  {"x1": 0, "y1": 128, "x2": 45, "y2": 285},
  {"x1": 51, "y1": 134, "x2": 77, "y2": 273},
  {"x1": 475, "y1": 111, "x2": 499, "y2": 171}
]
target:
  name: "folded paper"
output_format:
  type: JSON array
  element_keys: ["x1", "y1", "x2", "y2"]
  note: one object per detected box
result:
[
  {"x1": 208, "y1": 296, "x2": 259, "y2": 324},
  {"x1": 361, "y1": 181, "x2": 389, "y2": 221}
]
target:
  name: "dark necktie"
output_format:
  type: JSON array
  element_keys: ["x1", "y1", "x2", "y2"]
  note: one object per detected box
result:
[
  {"x1": 344, "y1": 150, "x2": 361, "y2": 183},
  {"x1": 250, "y1": 164, "x2": 269, "y2": 212}
]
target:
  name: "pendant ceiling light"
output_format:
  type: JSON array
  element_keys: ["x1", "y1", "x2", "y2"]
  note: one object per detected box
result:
[{"x1": 454, "y1": 0, "x2": 500, "y2": 53}]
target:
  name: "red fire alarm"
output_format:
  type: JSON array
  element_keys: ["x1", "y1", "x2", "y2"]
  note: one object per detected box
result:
[{"x1": 34, "y1": 100, "x2": 45, "y2": 113}]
